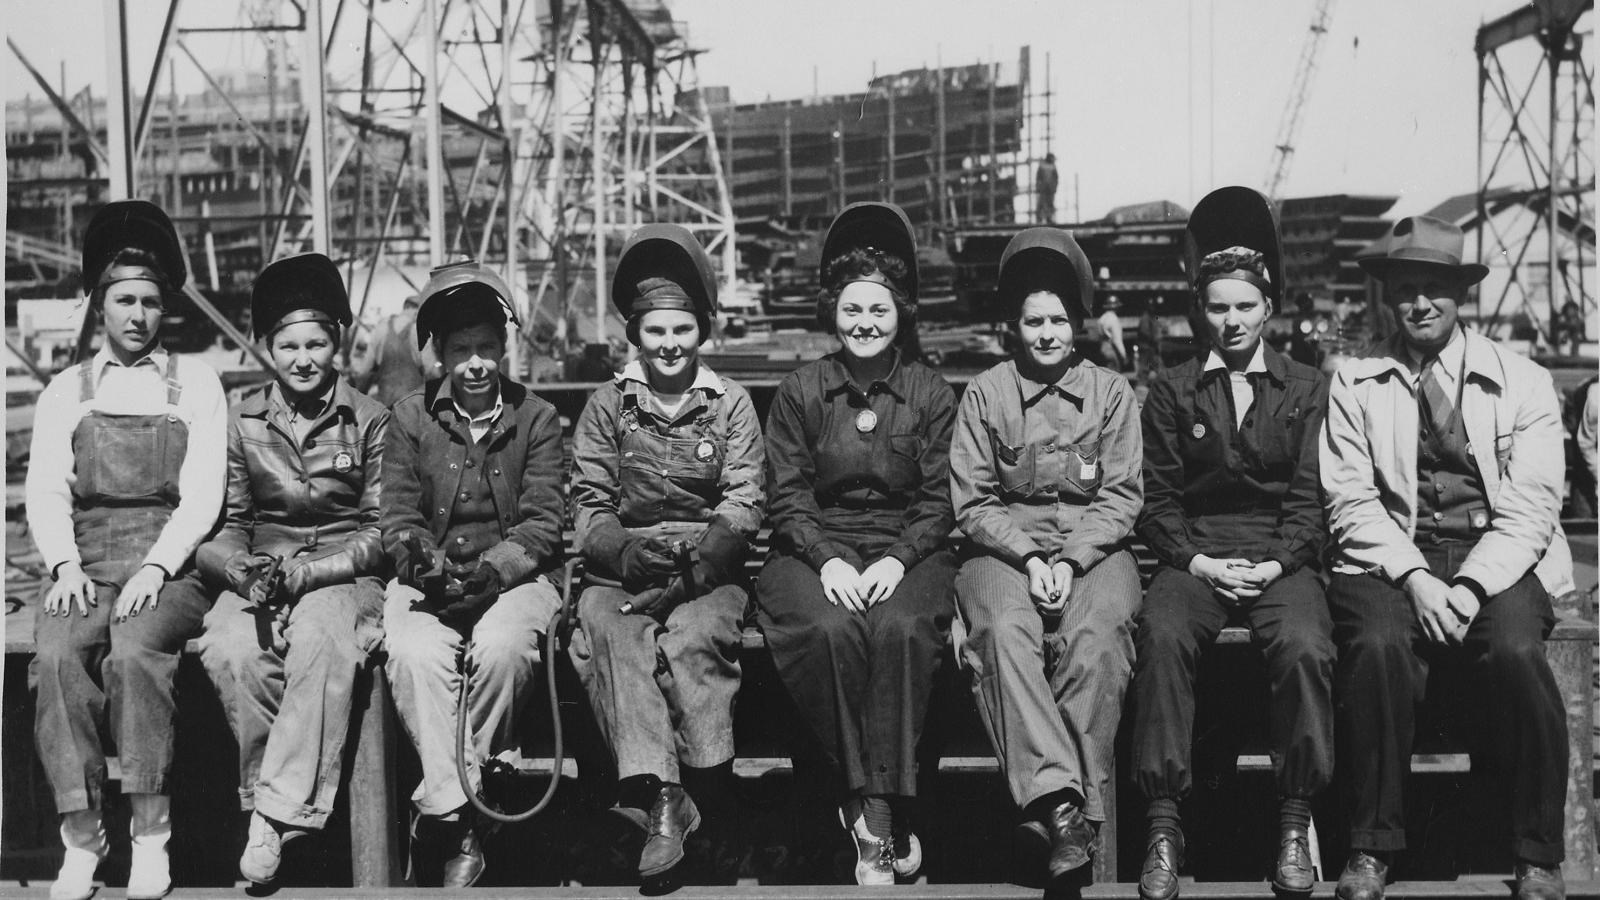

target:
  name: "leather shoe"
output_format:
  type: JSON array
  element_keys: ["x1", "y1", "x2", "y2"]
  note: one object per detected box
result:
[
  {"x1": 1335, "y1": 851, "x2": 1388, "y2": 900},
  {"x1": 1044, "y1": 800, "x2": 1096, "y2": 879},
  {"x1": 439, "y1": 816, "x2": 486, "y2": 888},
  {"x1": 1139, "y1": 827, "x2": 1183, "y2": 900},
  {"x1": 1273, "y1": 824, "x2": 1315, "y2": 894},
  {"x1": 639, "y1": 785, "x2": 701, "y2": 878},
  {"x1": 1515, "y1": 862, "x2": 1566, "y2": 900}
]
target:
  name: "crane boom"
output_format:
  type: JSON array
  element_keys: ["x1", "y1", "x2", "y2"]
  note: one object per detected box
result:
[{"x1": 1264, "y1": 0, "x2": 1336, "y2": 200}]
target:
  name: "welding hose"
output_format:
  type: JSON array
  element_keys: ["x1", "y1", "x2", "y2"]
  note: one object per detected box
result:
[{"x1": 453, "y1": 560, "x2": 577, "y2": 823}]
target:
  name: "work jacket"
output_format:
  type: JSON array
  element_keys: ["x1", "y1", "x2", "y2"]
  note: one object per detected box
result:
[
  {"x1": 380, "y1": 375, "x2": 565, "y2": 585},
  {"x1": 197, "y1": 376, "x2": 389, "y2": 593},
  {"x1": 1321, "y1": 327, "x2": 1574, "y2": 598}
]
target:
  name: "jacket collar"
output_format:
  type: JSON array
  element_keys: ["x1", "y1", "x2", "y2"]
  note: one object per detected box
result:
[
  {"x1": 820, "y1": 349, "x2": 909, "y2": 402},
  {"x1": 240, "y1": 375, "x2": 360, "y2": 420},
  {"x1": 427, "y1": 373, "x2": 525, "y2": 415},
  {"x1": 1352, "y1": 326, "x2": 1504, "y2": 390}
]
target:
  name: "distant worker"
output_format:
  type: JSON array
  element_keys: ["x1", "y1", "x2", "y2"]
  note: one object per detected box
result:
[
  {"x1": 1136, "y1": 305, "x2": 1164, "y2": 378},
  {"x1": 1556, "y1": 299, "x2": 1586, "y2": 358},
  {"x1": 352, "y1": 294, "x2": 437, "y2": 406},
  {"x1": 1036, "y1": 153, "x2": 1059, "y2": 224},
  {"x1": 1567, "y1": 376, "x2": 1598, "y2": 518},
  {"x1": 1098, "y1": 295, "x2": 1127, "y2": 371}
]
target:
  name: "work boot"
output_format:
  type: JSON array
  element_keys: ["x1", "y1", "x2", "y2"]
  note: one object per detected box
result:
[
  {"x1": 839, "y1": 803, "x2": 894, "y2": 886},
  {"x1": 128, "y1": 794, "x2": 173, "y2": 899},
  {"x1": 239, "y1": 810, "x2": 310, "y2": 886},
  {"x1": 891, "y1": 815, "x2": 923, "y2": 880},
  {"x1": 1515, "y1": 862, "x2": 1566, "y2": 900},
  {"x1": 1273, "y1": 824, "x2": 1315, "y2": 894},
  {"x1": 439, "y1": 814, "x2": 487, "y2": 888},
  {"x1": 1043, "y1": 800, "x2": 1096, "y2": 879},
  {"x1": 50, "y1": 811, "x2": 107, "y2": 900},
  {"x1": 1335, "y1": 851, "x2": 1388, "y2": 900},
  {"x1": 1139, "y1": 826, "x2": 1183, "y2": 900},
  {"x1": 638, "y1": 784, "x2": 700, "y2": 878}
]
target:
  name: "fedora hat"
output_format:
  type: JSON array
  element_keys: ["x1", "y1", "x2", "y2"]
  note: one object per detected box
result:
[{"x1": 1358, "y1": 216, "x2": 1488, "y2": 285}]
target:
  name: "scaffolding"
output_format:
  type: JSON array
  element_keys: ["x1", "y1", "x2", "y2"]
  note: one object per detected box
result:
[{"x1": 1475, "y1": 0, "x2": 1595, "y2": 340}]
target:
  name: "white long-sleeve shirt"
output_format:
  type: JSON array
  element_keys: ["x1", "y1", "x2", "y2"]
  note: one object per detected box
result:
[{"x1": 25, "y1": 346, "x2": 228, "y2": 577}]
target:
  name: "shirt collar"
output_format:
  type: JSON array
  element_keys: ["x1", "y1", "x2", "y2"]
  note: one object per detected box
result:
[
  {"x1": 454, "y1": 390, "x2": 504, "y2": 427},
  {"x1": 1361, "y1": 325, "x2": 1503, "y2": 389},
  {"x1": 429, "y1": 373, "x2": 509, "y2": 412},
  {"x1": 1011, "y1": 356, "x2": 1089, "y2": 408},
  {"x1": 821, "y1": 350, "x2": 909, "y2": 402},
  {"x1": 1405, "y1": 325, "x2": 1467, "y2": 376},
  {"x1": 617, "y1": 359, "x2": 726, "y2": 397},
  {"x1": 243, "y1": 374, "x2": 355, "y2": 420},
  {"x1": 91, "y1": 343, "x2": 167, "y2": 383},
  {"x1": 1202, "y1": 341, "x2": 1283, "y2": 384}
]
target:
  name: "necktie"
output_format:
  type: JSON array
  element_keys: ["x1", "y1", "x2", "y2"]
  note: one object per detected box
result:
[{"x1": 1419, "y1": 357, "x2": 1454, "y2": 437}]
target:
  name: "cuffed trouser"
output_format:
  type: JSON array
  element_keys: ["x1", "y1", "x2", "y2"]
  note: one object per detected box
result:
[
  {"x1": 569, "y1": 583, "x2": 746, "y2": 783},
  {"x1": 1330, "y1": 544, "x2": 1566, "y2": 866},
  {"x1": 31, "y1": 568, "x2": 211, "y2": 813},
  {"x1": 954, "y1": 550, "x2": 1141, "y2": 821},
  {"x1": 755, "y1": 550, "x2": 956, "y2": 797},
  {"x1": 383, "y1": 578, "x2": 560, "y2": 816},
  {"x1": 197, "y1": 578, "x2": 385, "y2": 829},
  {"x1": 1130, "y1": 566, "x2": 1334, "y2": 804}
]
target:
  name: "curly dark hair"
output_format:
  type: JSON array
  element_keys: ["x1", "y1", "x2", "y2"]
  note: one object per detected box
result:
[
  {"x1": 815, "y1": 247, "x2": 916, "y2": 341},
  {"x1": 1196, "y1": 246, "x2": 1271, "y2": 294}
]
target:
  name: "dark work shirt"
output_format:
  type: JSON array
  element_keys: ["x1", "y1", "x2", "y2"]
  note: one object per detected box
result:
[
  {"x1": 1136, "y1": 343, "x2": 1328, "y2": 574},
  {"x1": 765, "y1": 351, "x2": 956, "y2": 571}
]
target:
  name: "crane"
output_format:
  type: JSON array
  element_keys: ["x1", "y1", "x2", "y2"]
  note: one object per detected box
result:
[{"x1": 1264, "y1": 0, "x2": 1336, "y2": 200}]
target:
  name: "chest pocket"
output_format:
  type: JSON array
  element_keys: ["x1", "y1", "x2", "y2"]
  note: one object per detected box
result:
[
  {"x1": 990, "y1": 427, "x2": 1034, "y2": 496},
  {"x1": 1061, "y1": 439, "x2": 1103, "y2": 498}
]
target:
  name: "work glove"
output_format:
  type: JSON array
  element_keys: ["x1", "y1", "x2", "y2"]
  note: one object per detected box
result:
[
  {"x1": 439, "y1": 560, "x2": 503, "y2": 624},
  {"x1": 224, "y1": 552, "x2": 276, "y2": 598},
  {"x1": 395, "y1": 532, "x2": 446, "y2": 592},
  {"x1": 619, "y1": 537, "x2": 679, "y2": 587},
  {"x1": 658, "y1": 517, "x2": 745, "y2": 608}
]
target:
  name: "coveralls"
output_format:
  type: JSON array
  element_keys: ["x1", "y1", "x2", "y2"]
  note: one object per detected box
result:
[
  {"x1": 949, "y1": 356, "x2": 1143, "y2": 822},
  {"x1": 195, "y1": 377, "x2": 390, "y2": 829},
  {"x1": 755, "y1": 351, "x2": 956, "y2": 797},
  {"x1": 569, "y1": 362, "x2": 765, "y2": 783},
  {"x1": 27, "y1": 350, "x2": 226, "y2": 812}
]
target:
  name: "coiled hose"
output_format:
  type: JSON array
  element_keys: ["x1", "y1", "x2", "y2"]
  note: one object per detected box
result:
[{"x1": 453, "y1": 559, "x2": 577, "y2": 823}]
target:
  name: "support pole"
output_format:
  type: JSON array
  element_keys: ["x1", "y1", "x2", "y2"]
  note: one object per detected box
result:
[
  {"x1": 986, "y1": 61, "x2": 997, "y2": 222},
  {"x1": 1546, "y1": 36, "x2": 1561, "y2": 343},
  {"x1": 103, "y1": 0, "x2": 135, "y2": 197},
  {"x1": 885, "y1": 79, "x2": 895, "y2": 203},
  {"x1": 423, "y1": 0, "x2": 447, "y2": 265},
  {"x1": 592, "y1": 30, "x2": 608, "y2": 345},
  {"x1": 935, "y1": 49, "x2": 947, "y2": 228},
  {"x1": 502, "y1": 0, "x2": 522, "y2": 372},
  {"x1": 781, "y1": 113, "x2": 792, "y2": 218},
  {"x1": 304, "y1": 0, "x2": 332, "y2": 255}
]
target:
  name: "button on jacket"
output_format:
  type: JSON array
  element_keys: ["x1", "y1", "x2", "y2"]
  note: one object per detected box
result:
[
  {"x1": 380, "y1": 376, "x2": 565, "y2": 584},
  {"x1": 571, "y1": 362, "x2": 765, "y2": 546},
  {"x1": 1137, "y1": 344, "x2": 1327, "y2": 573},
  {"x1": 1321, "y1": 327, "x2": 1573, "y2": 598},
  {"x1": 950, "y1": 357, "x2": 1143, "y2": 572},
  {"x1": 765, "y1": 351, "x2": 956, "y2": 570},
  {"x1": 198, "y1": 377, "x2": 389, "y2": 590}
]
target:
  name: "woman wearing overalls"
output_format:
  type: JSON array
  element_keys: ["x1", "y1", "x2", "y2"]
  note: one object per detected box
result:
[
  {"x1": 950, "y1": 227, "x2": 1143, "y2": 885},
  {"x1": 755, "y1": 202, "x2": 956, "y2": 885},
  {"x1": 1128, "y1": 187, "x2": 1332, "y2": 900},
  {"x1": 26, "y1": 200, "x2": 227, "y2": 900},
  {"x1": 193, "y1": 253, "x2": 391, "y2": 887},
  {"x1": 569, "y1": 224, "x2": 765, "y2": 882}
]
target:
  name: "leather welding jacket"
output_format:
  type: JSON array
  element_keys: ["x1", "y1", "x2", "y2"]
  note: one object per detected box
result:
[{"x1": 197, "y1": 376, "x2": 390, "y2": 592}]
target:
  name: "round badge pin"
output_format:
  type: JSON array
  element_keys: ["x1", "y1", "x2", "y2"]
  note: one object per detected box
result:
[
  {"x1": 855, "y1": 409, "x2": 878, "y2": 433},
  {"x1": 1192, "y1": 422, "x2": 1206, "y2": 439},
  {"x1": 695, "y1": 438, "x2": 716, "y2": 461},
  {"x1": 333, "y1": 450, "x2": 355, "y2": 472}
]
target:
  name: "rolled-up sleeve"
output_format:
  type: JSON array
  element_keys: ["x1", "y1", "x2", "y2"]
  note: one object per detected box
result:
[
  {"x1": 1135, "y1": 372, "x2": 1200, "y2": 570},
  {"x1": 1320, "y1": 367, "x2": 1426, "y2": 582},
  {"x1": 1058, "y1": 377, "x2": 1143, "y2": 573},
  {"x1": 950, "y1": 377, "x2": 1045, "y2": 568},
  {"x1": 1454, "y1": 368, "x2": 1564, "y2": 597},
  {"x1": 765, "y1": 375, "x2": 858, "y2": 569}
]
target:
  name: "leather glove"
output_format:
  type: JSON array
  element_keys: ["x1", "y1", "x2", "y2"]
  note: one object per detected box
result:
[
  {"x1": 224, "y1": 552, "x2": 275, "y2": 597},
  {"x1": 396, "y1": 532, "x2": 445, "y2": 591},
  {"x1": 439, "y1": 560, "x2": 502, "y2": 623},
  {"x1": 619, "y1": 537, "x2": 678, "y2": 587},
  {"x1": 693, "y1": 516, "x2": 747, "y2": 591}
]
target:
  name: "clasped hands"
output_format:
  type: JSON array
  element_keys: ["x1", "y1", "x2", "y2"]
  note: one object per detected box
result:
[
  {"x1": 819, "y1": 556, "x2": 905, "y2": 613},
  {"x1": 1187, "y1": 555, "x2": 1284, "y2": 605},
  {"x1": 1403, "y1": 569, "x2": 1479, "y2": 645},
  {"x1": 395, "y1": 533, "x2": 502, "y2": 623},
  {"x1": 1024, "y1": 556, "x2": 1074, "y2": 614}
]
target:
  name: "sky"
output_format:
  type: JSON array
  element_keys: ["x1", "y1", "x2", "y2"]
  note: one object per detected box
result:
[{"x1": 4, "y1": 0, "x2": 1574, "y2": 220}]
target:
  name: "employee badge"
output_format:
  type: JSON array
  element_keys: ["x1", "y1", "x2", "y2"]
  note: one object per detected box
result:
[
  {"x1": 1192, "y1": 422, "x2": 1206, "y2": 439},
  {"x1": 694, "y1": 438, "x2": 716, "y2": 462},
  {"x1": 1470, "y1": 510, "x2": 1489, "y2": 530},
  {"x1": 1080, "y1": 460, "x2": 1098, "y2": 480},
  {"x1": 333, "y1": 450, "x2": 355, "y2": 472},
  {"x1": 855, "y1": 409, "x2": 878, "y2": 433}
]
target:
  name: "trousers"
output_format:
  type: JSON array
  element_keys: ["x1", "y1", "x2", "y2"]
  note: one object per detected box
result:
[
  {"x1": 383, "y1": 578, "x2": 560, "y2": 816},
  {"x1": 1130, "y1": 566, "x2": 1334, "y2": 804},
  {"x1": 197, "y1": 578, "x2": 385, "y2": 828},
  {"x1": 756, "y1": 549, "x2": 955, "y2": 797},
  {"x1": 954, "y1": 550, "x2": 1141, "y2": 821},
  {"x1": 31, "y1": 569, "x2": 211, "y2": 812},
  {"x1": 1330, "y1": 541, "x2": 1566, "y2": 865},
  {"x1": 570, "y1": 583, "x2": 746, "y2": 782}
]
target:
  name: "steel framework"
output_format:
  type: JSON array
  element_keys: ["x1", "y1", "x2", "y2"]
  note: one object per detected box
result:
[{"x1": 1475, "y1": 0, "x2": 1595, "y2": 339}]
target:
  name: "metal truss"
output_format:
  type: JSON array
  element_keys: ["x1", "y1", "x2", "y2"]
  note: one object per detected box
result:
[{"x1": 1475, "y1": 0, "x2": 1595, "y2": 339}]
